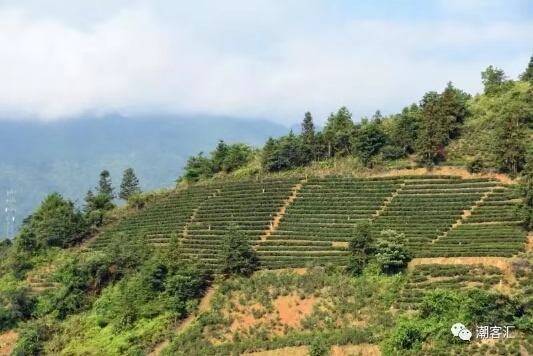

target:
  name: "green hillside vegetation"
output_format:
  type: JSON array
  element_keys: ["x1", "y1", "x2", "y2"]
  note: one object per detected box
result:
[{"x1": 0, "y1": 59, "x2": 533, "y2": 355}]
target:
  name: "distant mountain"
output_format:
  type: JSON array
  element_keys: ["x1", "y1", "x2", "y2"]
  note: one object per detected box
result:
[{"x1": 0, "y1": 114, "x2": 289, "y2": 237}]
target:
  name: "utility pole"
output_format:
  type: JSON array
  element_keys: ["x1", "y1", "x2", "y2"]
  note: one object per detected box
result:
[{"x1": 5, "y1": 189, "x2": 16, "y2": 239}]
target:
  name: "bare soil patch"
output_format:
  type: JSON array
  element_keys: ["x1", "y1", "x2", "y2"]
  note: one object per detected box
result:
[
  {"x1": 241, "y1": 344, "x2": 381, "y2": 356},
  {"x1": 0, "y1": 331, "x2": 18, "y2": 356},
  {"x1": 332, "y1": 242, "x2": 349, "y2": 248},
  {"x1": 371, "y1": 167, "x2": 516, "y2": 184},
  {"x1": 229, "y1": 294, "x2": 321, "y2": 335},
  {"x1": 526, "y1": 233, "x2": 533, "y2": 252}
]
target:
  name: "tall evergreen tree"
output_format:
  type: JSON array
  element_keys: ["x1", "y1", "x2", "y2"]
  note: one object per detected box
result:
[
  {"x1": 519, "y1": 54, "x2": 533, "y2": 83},
  {"x1": 440, "y1": 82, "x2": 470, "y2": 139},
  {"x1": 346, "y1": 220, "x2": 374, "y2": 275},
  {"x1": 372, "y1": 110, "x2": 384, "y2": 124},
  {"x1": 219, "y1": 223, "x2": 259, "y2": 277},
  {"x1": 390, "y1": 104, "x2": 420, "y2": 154},
  {"x1": 322, "y1": 106, "x2": 356, "y2": 157},
  {"x1": 211, "y1": 140, "x2": 229, "y2": 173},
  {"x1": 354, "y1": 121, "x2": 387, "y2": 166},
  {"x1": 416, "y1": 92, "x2": 449, "y2": 165},
  {"x1": 301, "y1": 112, "x2": 316, "y2": 162},
  {"x1": 119, "y1": 168, "x2": 141, "y2": 201},
  {"x1": 97, "y1": 170, "x2": 115, "y2": 200},
  {"x1": 83, "y1": 190, "x2": 94, "y2": 213}
]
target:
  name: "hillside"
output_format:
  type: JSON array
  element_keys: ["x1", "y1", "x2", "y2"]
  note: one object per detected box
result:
[
  {"x1": 88, "y1": 174, "x2": 526, "y2": 266},
  {"x1": 2, "y1": 166, "x2": 533, "y2": 355},
  {"x1": 1, "y1": 58, "x2": 533, "y2": 355}
]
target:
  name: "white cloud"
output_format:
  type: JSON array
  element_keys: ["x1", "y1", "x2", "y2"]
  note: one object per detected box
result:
[{"x1": 0, "y1": 1, "x2": 531, "y2": 125}]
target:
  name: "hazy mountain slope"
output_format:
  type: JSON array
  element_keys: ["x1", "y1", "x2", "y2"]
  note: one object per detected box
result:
[{"x1": 0, "y1": 115, "x2": 289, "y2": 237}]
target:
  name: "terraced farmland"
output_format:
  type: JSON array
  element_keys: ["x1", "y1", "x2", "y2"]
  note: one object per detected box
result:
[
  {"x1": 371, "y1": 177, "x2": 499, "y2": 254},
  {"x1": 89, "y1": 183, "x2": 222, "y2": 249},
  {"x1": 396, "y1": 264, "x2": 506, "y2": 310},
  {"x1": 425, "y1": 185, "x2": 527, "y2": 257},
  {"x1": 182, "y1": 178, "x2": 300, "y2": 270},
  {"x1": 90, "y1": 174, "x2": 527, "y2": 269},
  {"x1": 257, "y1": 176, "x2": 402, "y2": 268}
]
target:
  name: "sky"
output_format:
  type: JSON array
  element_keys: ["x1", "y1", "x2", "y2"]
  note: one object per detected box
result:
[{"x1": 0, "y1": 0, "x2": 531, "y2": 126}]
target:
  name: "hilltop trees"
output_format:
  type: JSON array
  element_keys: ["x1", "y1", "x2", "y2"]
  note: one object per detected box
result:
[
  {"x1": 119, "y1": 168, "x2": 141, "y2": 201},
  {"x1": 354, "y1": 119, "x2": 387, "y2": 166},
  {"x1": 322, "y1": 107, "x2": 356, "y2": 158},
  {"x1": 262, "y1": 132, "x2": 309, "y2": 172},
  {"x1": 520, "y1": 55, "x2": 533, "y2": 83},
  {"x1": 14, "y1": 193, "x2": 88, "y2": 252},
  {"x1": 181, "y1": 141, "x2": 253, "y2": 182},
  {"x1": 97, "y1": 170, "x2": 114, "y2": 200},
  {"x1": 387, "y1": 104, "x2": 420, "y2": 155},
  {"x1": 301, "y1": 111, "x2": 317, "y2": 162},
  {"x1": 219, "y1": 223, "x2": 259, "y2": 277},
  {"x1": 178, "y1": 58, "x2": 533, "y2": 181}
]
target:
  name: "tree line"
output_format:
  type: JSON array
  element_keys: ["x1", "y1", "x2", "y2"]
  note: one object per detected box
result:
[{"x1": 181, "y1": 56, "x2": 533, "y2": 182}]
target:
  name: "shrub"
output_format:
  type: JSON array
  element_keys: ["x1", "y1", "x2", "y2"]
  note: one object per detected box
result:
[
  {"x1": 308, "y1": 336, "x2": 329, "y2": 356},
  {"x1": 382, "y1": 145, "x2": 407, "y2": 160},
  {"x1": 467, "y1": 158, "x2": 484, "y2": 173}
]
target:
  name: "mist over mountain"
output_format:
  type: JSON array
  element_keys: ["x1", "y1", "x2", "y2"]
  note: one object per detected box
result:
[{"x1": 0, "y1": 115, "x2": 289, "y2": 237}]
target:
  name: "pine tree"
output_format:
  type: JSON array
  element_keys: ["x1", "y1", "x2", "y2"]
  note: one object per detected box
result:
[
  {"x1": 322, "y1": 107, "x2": 356, "y2": 157},
  {"x1": 346, "y1": 220, "x2": 374, "y2": 275},
  {"x1": 97, "y1": 170, "x2": 114, "y2": 200},
  {"x1": 416, "y1": 92, "x2": 450, "y2": 165},
  {"x1": 519, "y1": 55, "x2": 533, "y2": 83},
  {"x1": 211, "y1": 140, "x2": 229, "y2": 173},
  {"x1": 301, "y1": 112, "x2": 316, "y2": 162},
  {"x1": 83, "y1": 190, "x2": 94, "y2": 213},
  {"x1": 219, "y1": 223, "x2": 259, "y2": 277},
  {"x1": 372, "y1": 110, "x2": 383, "y2": 124},
  {"x1": 119, "y1": 168, "x2": 141, "y2": 201}
]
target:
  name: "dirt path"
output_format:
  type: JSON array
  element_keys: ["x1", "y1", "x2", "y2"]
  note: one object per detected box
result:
[
  {"x1": 526, "y1": 233, "x2": 533, "y2": 252},
  {"x1": 148, "y1": 287, "x2": 215, "y2": 356},
  {"x1": 260, "y1": 182, "x2": 303, "y2": 241},
  {"x1": 241, "y1": 344, "x2": 381, "y2": 356},
  {"x1": 0, "y1": 331, "x2": 17, "y2": 356},
  {"x1": 371, "y1": 167, "x2": 517, "y2": 184}
]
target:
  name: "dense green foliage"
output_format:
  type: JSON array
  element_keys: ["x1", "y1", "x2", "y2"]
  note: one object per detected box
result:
[
  {"x1": 518, "y1": 149, "x2": 533, "y2": 229},
  {"x1": 219, "y1": 223, "x2": 260, "y2": 277},
  {"x1": 15, "y1": 193, "x2": 88, "y2": 253},
  {"x1": 119, "y1": 168, "x2": 141, "y2": 201},
  {"x1": 346, "y1": 220, "x2": 374, "y2": 275},
  {"x1": 181, "y1": 140, "x2": 254, "y2": 182},
  {"x1": 375, "y1": 230, "x2": 412, "y2": 274}
]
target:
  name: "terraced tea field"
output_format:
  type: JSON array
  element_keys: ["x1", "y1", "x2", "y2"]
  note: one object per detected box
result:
[
  {"x1": 89, "y1": 175, "x2": 528, "y2": 269},
  {"x1": 396, "y1": 264, "x2": 506, "y2": 310}
]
